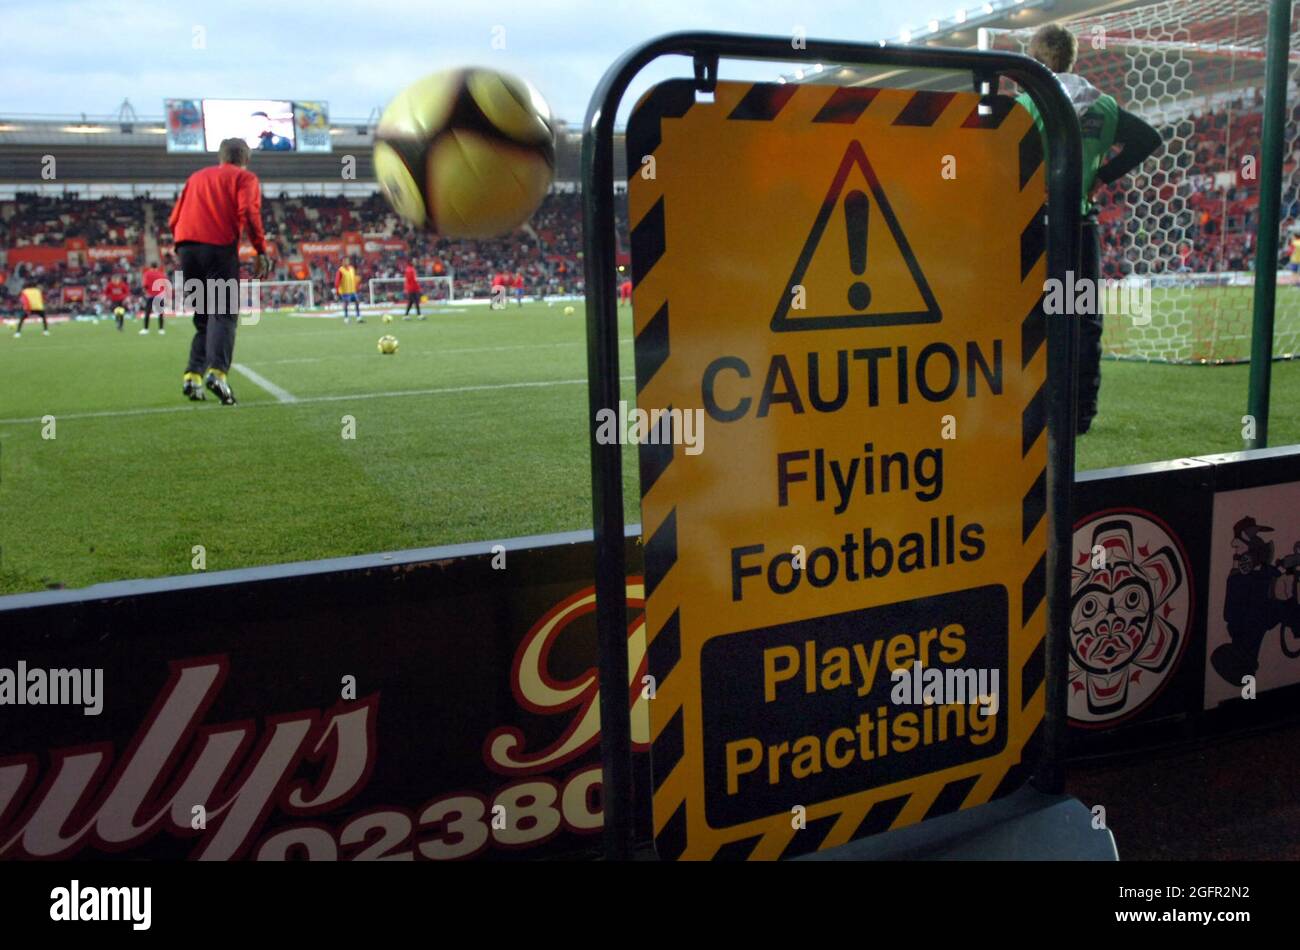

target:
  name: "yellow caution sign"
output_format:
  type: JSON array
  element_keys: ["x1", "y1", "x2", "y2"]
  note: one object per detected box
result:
[{"x1": 628, "y1": 80, "x2": 1051, "y2": 860}]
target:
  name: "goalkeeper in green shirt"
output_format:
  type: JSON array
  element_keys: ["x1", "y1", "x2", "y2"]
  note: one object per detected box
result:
[{"x1": 1017, "y1": 25, "x2": 1162, "y2": 435}]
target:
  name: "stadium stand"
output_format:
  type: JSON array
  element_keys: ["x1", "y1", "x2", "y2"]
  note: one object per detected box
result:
[
  {"x1": 0, "y1": 158, "x2": 1287, "y2": 315},
  {"x1": 0, "y1": 89, "x2": 1289, "y2": 316},
  {"x1": 1, "y1": 189, "x2": 629, "y2": 312},
  {"x1": 1092, "y1": 95, "x2": 1300, "y2": 278}
]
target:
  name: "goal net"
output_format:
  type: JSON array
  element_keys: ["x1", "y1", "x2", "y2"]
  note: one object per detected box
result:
[
  {"x1": 981, "y1": 0, "x2": 1300, "y2": 363},
  {"x1": 368, "y1": 275, "x2": 455, "y2": 306},
  {"x1": 248, "y1": 280, "x2": 314, "y2": 311}
]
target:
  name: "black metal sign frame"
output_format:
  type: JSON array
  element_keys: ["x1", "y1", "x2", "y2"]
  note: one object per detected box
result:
[{"x1": 582, "y1": 31, "x2": 1082, "y2": 860}]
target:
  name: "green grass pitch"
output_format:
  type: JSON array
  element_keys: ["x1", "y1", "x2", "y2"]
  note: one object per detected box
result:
[{"x1": 1, "y1": 301, "x2": 1298, "y2": 595}]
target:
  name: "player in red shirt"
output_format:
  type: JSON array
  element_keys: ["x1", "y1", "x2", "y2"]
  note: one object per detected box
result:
[
  {"x1": 140, "y1": 261, "x2": 169, "y2": 335},
  {"x1": 512, "y1": 272, "x2": 525, "y2": 308},
  {"x1": 618, "y1": 278, "x2": 632, "y2": 307},
  {"x1": 489, "y1": 270, "x2": 508, "y2": 310},
  {"x1": 401, "y1": 261, "x2": 424, "y2": 320},
  {"x1": 168, "y1": 138, "x2": 270, "y2": 404},
  {"x1": 105, "y1": 274, "x2": 131, "y2": 330}
]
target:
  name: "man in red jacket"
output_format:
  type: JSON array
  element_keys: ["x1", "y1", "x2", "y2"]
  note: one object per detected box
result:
[
  {"x1": 168, "y1": 138, "x2": 270, "y2": 404},
  {"x1": 401, "y1": 261, "x2": 424, "y2": 320},
  {"x1": 140, "y1": 260, "x2": 169, "y2": 335},
  {"x1": 489, "y1": 270, "x2": 507, "y2": 310},
  {"x1": 105, "y1": 273, "x2": 131, "y2": 330}
]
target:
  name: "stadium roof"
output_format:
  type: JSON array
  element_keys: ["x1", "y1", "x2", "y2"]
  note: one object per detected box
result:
[
  {"x1": 782, "y1": 0, "x2": 1297, "y2": 101},
  {"x1": 813, "y1": 0, "x2": 1147, "y2": 61},
  {"x1": 0, "y1": 119, "x2": 586, "y2": 188},
  {"x1": 2, "y1": 0, "x2": 1290, "y2": 187},
  {"x1": 0, "y1": 117, "x2": 367, "y2": 149}
]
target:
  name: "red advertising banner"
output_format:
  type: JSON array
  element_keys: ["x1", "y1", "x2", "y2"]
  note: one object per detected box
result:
[
  {"x1": 362, "y1": 238, "x2": 408, "y2": 257},
  {"x1": 87, "y1": 246, "x2": 137, "y2": 262},
  {"x1": 62, "y1": 286, "x2": 85, "y2": 303},
  {"x1": 62, "y1": 236, "x2": 89, "y2": 271},
  {"x1": 8, "y1": 241, "x2": 144, "y2": 267},
  {"x1": 6, "y1": 246, "x2": 67, "y2": 268},
  {"x1": 300, "y1": 240, "x2": 343, "y2": 260}
]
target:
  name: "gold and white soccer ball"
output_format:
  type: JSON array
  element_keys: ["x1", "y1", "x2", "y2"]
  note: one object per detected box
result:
[
  {"x1": 377, "y1": 335, "x2": 399, "y2": 354},
  {"x1": 563, "y1": 305, "x2": 575, "y2": 315},
  {"x1": 373, "y1": 68, "x2": 555, "y2": 237},
  {"x1": 382, "y1": 313, "x2": 394, "y2": 324}
]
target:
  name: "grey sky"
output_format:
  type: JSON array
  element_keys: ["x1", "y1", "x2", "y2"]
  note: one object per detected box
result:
[{"x1": 0, "y1": 0, "x2": 928, "y2": 124}]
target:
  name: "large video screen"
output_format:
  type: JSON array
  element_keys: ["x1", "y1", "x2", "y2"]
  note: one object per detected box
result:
[
  {"x1": 164, "y1": 98, "x2": 332, "y2": 153},
  {"x1": 202, "y1": 99, "x2": 297, "y2": 152}
]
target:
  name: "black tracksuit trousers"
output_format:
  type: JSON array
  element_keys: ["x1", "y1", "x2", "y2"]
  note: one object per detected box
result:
[{"x1": 179, "y1": 241, "x2": 240, "y2": 375}]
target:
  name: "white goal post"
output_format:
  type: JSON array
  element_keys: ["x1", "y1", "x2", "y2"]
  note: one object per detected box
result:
[
  {"x1": 368, "y1": 275, "x2": 455, "y2": 306},
  {"x1": 246, "y1": 280, "x2": 315, "y2": 310}
]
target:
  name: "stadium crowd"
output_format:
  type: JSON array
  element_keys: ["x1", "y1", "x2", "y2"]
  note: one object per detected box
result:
[
  {"x1": 1, "y1": 190, "x2": 611, "y2": 312},
  {"x1": 2, "y1": 91, "x2": 1296, "y2": 312},
  {"x1": 1091, "y1": 92, "x2": 1300, "y2": 278},
  {"x1": 261, "y1": 190, "x2": 591, "y2": 303},
  {"x1": 4, "y1": 193, "x2": 156, "y2": 248}
]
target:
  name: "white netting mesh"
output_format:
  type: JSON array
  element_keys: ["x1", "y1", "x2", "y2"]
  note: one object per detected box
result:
[
  {"x1": 367, "y1": 275, "x2": 455, "y2": 305},
  {"x1": 983, "y1": 0, "x2": 1300, "y2": 363}
]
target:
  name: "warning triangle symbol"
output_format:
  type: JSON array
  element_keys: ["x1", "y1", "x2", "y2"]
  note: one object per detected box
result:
[{"x1": 772, "y1": 139, "x2": 941, "y2": 332}]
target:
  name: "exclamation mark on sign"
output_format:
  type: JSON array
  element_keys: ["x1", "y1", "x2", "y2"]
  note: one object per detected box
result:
[{"x1": 845, "y1": 189, "x2": 871, "y2": 311}]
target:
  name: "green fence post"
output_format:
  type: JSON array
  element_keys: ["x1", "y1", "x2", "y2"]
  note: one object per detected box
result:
[{"x1": 1245, "y1": 0, "x2": 1293, "y2": 450}]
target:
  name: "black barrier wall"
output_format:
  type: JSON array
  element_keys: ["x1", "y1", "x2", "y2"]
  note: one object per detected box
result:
[
  {"x1": 1068, "y1": 460, "x2": 1213, "y2": 756},
  {"x1": 0, "y1": 531, "x2": 652, "y2": 861},
  {"x1": 1068, "y1": 446, "x2": 1300, "y2": 758},
  {"x1": 582, "y1": 29, "x2": 1084, "y2": 862},
  {"x1": 1195, "y1": 446, "x2": 1300, "y2": 735},
  {"x1": 2, "y1": 448, "x2": 1298, "y2": 858}
]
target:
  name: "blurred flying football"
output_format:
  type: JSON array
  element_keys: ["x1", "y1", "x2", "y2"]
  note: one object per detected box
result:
[
  {"x1": 373, "y1": 68, "x2": 555, "y2": 237},
  {"x1": 563, "y1": 305, "x2": 575, "y2": 315},
  {"x1": 377, "y1": 335, "x2": 399, "y2": 355},
  {"x1": 381, "y1": 313, "x2": 394, "y2": 324}
]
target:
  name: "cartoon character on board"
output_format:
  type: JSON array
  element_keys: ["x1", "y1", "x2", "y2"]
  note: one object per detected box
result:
[{"x1": 1212, "y1": 517, "x2": 1300, "y2": 685}]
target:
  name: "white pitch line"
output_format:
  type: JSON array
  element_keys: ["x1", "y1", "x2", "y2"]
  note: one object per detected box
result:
[
  {"x1": 284, "y1": 307, "x2": 470, "y2": 318},
  {"x1": 232, "y1": 363, "x2": 297, "y2": 403},
  {"x1": 0, "y1": 375, "x2": 637, "y2": 425},
  {"x1": 256, "y1": 338, "x2": 635, "y2": 366}
]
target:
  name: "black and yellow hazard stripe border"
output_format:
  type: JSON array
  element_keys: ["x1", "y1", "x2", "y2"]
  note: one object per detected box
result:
[{"x1": 627, "y1": 79, "x2": 1053, "y2": 860}]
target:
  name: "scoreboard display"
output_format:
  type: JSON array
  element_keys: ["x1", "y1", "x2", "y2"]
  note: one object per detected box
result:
[{"x1": 164, "y1": 98, "x2": 331, "y2": 154}]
